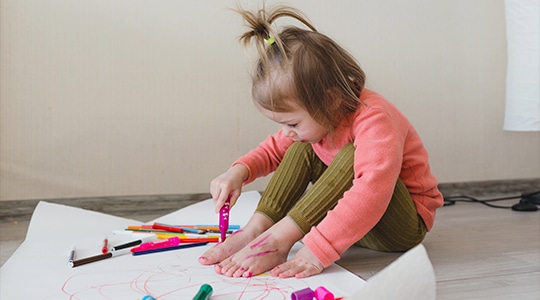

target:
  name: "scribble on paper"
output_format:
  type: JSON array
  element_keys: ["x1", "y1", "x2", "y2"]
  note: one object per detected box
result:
[{"x1": 61, "y1": 254, "x2": 309, "y2": 299}]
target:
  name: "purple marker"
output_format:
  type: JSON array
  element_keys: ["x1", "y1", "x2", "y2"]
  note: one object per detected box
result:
[
  {"x1": 219, "y1": 195, "x2": 231, "y2": 242},
  {"x1": 291, "y1": 288, "x2": 314, "y2": 300}
]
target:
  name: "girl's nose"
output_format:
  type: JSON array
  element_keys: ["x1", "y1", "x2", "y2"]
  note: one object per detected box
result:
[{"x1": 282, "y1": 127, "x2": 295, "y2": 138}]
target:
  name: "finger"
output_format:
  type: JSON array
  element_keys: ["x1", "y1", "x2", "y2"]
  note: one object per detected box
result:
[
  {"x1": 212, "y1": 190, "x2": 227, "y2": 213},
  {"x1": 269, "y1": 265, "x2": 283, "y2": 277},
  {"x1": 210, "y1": 178, "x2": 229, "y2": 211},
  {"x1": 209, "y1": 185, "x2": 218, "y2": 203},
  {"x1": 212, "y1": 194, "x2": 222, "y2": 213},
  {"x1": 216, "y1": 192, "x2": 232, "y2": 213},
  {"x1": 294, "y1": 265, "x2": 323, "y2": 278},
  {"x1": 270, "y1": 262, "x2": 295, "y2": 278},
  {"x1": 228, "y1": 191, "x2": 241, "y2": 209},
  {"x1": 277, "y1": 267, "x2": 299, "y2": 278},
  {"x1": 210, "y1": 183, "x2": 223, "y2": 207}
]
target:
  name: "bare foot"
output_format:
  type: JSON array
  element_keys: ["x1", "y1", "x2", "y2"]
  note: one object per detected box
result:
[
  {"x1": 198, "y1": 213, "x2": 273, "y2": 266},
  {"x1": 215, "y1": 216, "x2": 304, "y2": 278}
]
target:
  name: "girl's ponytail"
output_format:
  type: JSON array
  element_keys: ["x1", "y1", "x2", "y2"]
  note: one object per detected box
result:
[{"x1": 235, "y1": 5, "x2": 317, "y2": 69}]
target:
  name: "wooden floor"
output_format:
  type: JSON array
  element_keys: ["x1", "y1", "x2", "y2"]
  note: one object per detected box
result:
[{"x1": 1, "y1": 179, "x2": 539, "y2": 299}]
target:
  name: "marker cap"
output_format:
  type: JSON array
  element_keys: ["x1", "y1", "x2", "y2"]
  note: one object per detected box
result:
[
  {"x1": 291, "y1": 287, "x2": 314, "y2": 300},
  {"x1": 193, "y1": 283, "x2": 213, "y2": 300},
  {"x1": 314, "y1": 286, "x2": 335, "y2": 300}
]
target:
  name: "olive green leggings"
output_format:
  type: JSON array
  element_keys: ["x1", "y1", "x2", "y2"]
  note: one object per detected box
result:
[{"x1": 256, "y1": 142, "x2": 427, "y2": 252}]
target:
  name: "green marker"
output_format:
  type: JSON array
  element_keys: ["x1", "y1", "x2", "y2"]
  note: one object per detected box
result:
[{"x1": 193, "y1": 284, "x2": 213, "y2": 300}]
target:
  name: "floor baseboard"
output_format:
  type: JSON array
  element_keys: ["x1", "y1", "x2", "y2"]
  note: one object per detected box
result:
[
  {"x1": 1, "y1": 178, "x2": 538, "y2": 222},
  {"x1": 437, "y1": 178, "x2": 540, "y2": 196}
]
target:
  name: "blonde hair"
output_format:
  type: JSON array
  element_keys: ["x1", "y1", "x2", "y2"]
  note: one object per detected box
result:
[{"x1": 236, "y1": 4, "x2": 366, "y2": 131}]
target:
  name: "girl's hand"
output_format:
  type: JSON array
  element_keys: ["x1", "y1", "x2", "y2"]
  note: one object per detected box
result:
[
  {"x1": 210, "y1": 164, "x2": 249, "y2": 213},
  {"x1": 269, "y1": 246, "x2": 324, "y2": 278}
]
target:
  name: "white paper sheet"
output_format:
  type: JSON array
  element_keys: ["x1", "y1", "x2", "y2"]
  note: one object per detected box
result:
[
  {"x1": 350, "y1": 244, "x2": 436, "y2": 300},
  {"x1": 0, "y1": 191, "x2": 365, "y2": 299}
]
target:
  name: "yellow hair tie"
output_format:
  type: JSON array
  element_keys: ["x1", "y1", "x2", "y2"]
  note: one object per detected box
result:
[{"x1": 264, "y1": 36, "x2": 275, "y2": 45}]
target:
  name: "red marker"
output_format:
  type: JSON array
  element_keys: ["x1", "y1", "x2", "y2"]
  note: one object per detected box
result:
[
  {"x1": 102, "y1": 238, "x2": 109, "y2": 254},
  {"x1": 152, "y1": 223, "x2": 184, "y2": 233},
  {"x1": 180, "y1": 237, "x2": 219, "y2": 243}
]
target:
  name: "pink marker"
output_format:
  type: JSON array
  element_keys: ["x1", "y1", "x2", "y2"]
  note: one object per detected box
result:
[
  {"x1": 314, "y1": 286, "x2": 335, "y2": 300},
  {"x1": 130, "y1": 237, "x2": 180, "y2": 252},
  {"x1": 219, "y1": 195, "x2": 231, "y2": 242}
]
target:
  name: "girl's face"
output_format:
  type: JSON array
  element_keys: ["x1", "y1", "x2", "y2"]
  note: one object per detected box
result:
[{"x1": 255, "y1": 101, "x2": 328, "y2": 144}]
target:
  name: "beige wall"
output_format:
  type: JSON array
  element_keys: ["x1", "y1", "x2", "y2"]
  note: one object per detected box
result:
[{"x1": 1, "y1": 0, "x2": 539, "y2": 201}]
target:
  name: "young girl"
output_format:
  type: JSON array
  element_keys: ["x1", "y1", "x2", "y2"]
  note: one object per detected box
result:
[{"x1": 198, "y1": 5, "x2": 443, "y2": 279}]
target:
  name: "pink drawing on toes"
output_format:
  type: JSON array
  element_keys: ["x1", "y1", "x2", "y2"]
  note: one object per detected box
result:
[
  {"x1": 250, "y1": 233, "x2": 271, "y2": 249},
  {"x1": 231, "y1": 229, "x2": 243, "y2": 236}
]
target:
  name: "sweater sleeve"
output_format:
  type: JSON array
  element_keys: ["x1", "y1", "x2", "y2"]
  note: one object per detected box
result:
[
  {"x1": 232, "y1": 130, "x2": 294, "y2": 184},
  {"x1": 303, "y1": 104, "x2": 409, "y2": 267}
]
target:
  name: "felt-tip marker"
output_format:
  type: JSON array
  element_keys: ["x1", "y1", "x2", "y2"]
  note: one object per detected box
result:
[
  {"x1": 219, "y1": 195, "x2": 231, "y2": 242},
  {"x1": 110, "y1": 235, "x2": 156, "y2": 253},
  {"x1": 101, "y1": 238, "x2": 109, "y2": 254},
  {"x1": 70, "y1": 252, "x2": 113, "y2": 268},
  {"x1": 181, "y1": 227, "x2": 208, "y2": 234},
  {"x1": 130, "y1": 237, "x2": 180, "y2": 252},
  {"x1": 154, "y1": 233, "x2": 220, "y2": 243},
  {"x1": 131, "y1": 242, "x2": 209, "y2": 256},
  {"x1": 68, "y1": 246, "x2": 76, "y2": 264},
  {"x1": 152, "y1": 223, "x2": 184, "y2": 233},
  {"x1": 193, "y1": 284, "x2": 213, "y2": 300},
  {"x1": 314, "y1": 286, "x2": 335, "y2": 300},
  {"x1": 291, "y1": 287, "x2": 314, "y2": 300},
  {"x1": 194, "y1": 224, "x2": 240, "y2": 230}
]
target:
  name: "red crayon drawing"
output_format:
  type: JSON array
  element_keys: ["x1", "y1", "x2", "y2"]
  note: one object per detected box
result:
[{"x1": 61, "y1": 254, "x2": 311, "y2": 300}]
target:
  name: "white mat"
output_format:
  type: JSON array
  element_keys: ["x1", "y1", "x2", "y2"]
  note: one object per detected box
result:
[
  {"x1": 1, "y1": 190, "x2": 435, "y2": 299},
  {"x1": 1, "y1": 191, "x2": 364, "y2": 299}
]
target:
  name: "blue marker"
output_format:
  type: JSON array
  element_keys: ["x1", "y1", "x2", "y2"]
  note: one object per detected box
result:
[
  {"x1": 131, "y1": 242, "x2": 208, "y2": 256},
  {"x1": 142, "y1": 295, "x2": 155, "y2": 300},
  {"x1": 193, "y1": 284, "x2": 213, "y2": 300}
]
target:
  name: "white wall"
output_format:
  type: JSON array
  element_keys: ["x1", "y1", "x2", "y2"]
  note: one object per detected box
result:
[{"x1": 1, "y1": 0, "x2": 539, "y2": 201}]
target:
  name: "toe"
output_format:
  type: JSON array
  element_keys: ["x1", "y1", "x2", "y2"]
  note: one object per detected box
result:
[{"x1": 213, "y1": 264, "x2": 223, "y2": 274}]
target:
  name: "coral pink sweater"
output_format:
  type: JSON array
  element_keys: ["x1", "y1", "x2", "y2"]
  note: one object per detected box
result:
[{"x1": 233, "y1": 89, "x2": 443, "y2": 267}]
